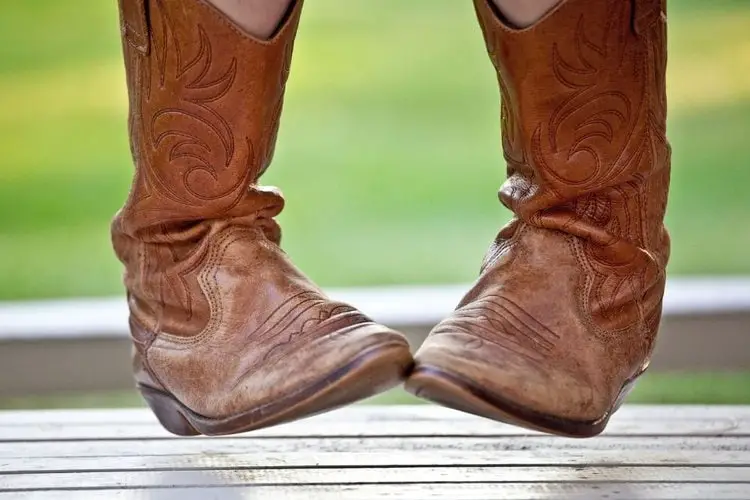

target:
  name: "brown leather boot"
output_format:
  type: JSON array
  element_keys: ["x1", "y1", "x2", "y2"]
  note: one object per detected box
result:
[
  {"x1": 406, "y1": 0, "x2": 670, "y2": 437},
  {"x1": 113, "y1": 0, "x2": 412, "y2": 436}
]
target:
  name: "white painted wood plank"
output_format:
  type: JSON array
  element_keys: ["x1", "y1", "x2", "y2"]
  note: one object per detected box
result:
[
  {"x1": 1, "y1": 436, "x2": 748, "y2": 460},
  {"x1": 3, "y1": 415, "x2": 748, "y2": 440},
  {"x1": 1, "y1": 405, "x2": 748, "y2": 429},
  {"x1": 3, "y1": 483, "x2": 750, "y2": 500},
  {"x1": 3, "y1": 448, "x2": 750, "y2": 472},
  {"x1": 2, "y1": 277, "x2": 748, "y2": 340},
  {"x1": 2, "y1": 467, "x2": 749, "y2": 491}
]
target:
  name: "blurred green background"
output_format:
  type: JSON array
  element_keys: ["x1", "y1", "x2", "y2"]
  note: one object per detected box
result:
[
  {"x1": 0, "y1": 0, "x2": 748, "y2": 407},
  {"x1": 2, "y1": 0, "x2": 749, "y2": 300}
]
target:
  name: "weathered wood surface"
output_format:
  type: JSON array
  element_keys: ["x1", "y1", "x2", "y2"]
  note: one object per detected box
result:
[{"x1": 1, "y1": 405, "x2": 749, "y2": 499}]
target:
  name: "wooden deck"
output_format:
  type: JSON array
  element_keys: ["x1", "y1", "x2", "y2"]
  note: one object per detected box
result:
[{"x1": 1, "y1": 405, "x2": 749, "y2": 499}]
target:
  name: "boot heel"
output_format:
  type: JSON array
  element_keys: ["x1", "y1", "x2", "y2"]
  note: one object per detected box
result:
[{"x1": 139, "y1": 385, "x2": 201, "y2": 436}]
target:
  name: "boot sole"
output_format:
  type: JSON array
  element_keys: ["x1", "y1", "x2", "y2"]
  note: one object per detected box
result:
[
  {"x1": 139, "y1": 340, "x2": 413, "y2": 436},
  {"x1": 404, "y1": 365, "x2": 640, "y2": 438}
]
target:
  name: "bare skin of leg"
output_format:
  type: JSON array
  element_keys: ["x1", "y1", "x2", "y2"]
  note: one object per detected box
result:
[
  {"x1": 491, "y1": 0, "x2": 565, "y2": 28},
  {"x1": 206, "y1": 0, "x2": 294, "y2": 39}
]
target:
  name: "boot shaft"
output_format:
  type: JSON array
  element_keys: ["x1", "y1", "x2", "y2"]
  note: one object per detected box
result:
[
  {"x1": 475, "y1": 0, "x2": 670, "y2": 256},
  {"x1": 116, "y1": 0, "x2": 303, "y2": 236},
  {"x1": 112, "y1": 0, "x2": 303, "y2": 338}
]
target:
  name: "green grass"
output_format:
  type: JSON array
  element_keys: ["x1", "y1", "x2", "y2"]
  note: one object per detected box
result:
[{"x1": 2, "y1": 372, "x2": 749, "y2": 410}]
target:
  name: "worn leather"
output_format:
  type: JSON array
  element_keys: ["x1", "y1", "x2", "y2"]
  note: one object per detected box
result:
[
  {"x1": 413, "y1": 0, "x2": 670, "y2": 423},
  {"x1": 112, "y1": 0, "x2": 410, "y2": 422}
]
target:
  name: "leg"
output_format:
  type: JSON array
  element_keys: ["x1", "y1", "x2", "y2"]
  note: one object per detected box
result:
[
  {"x1": 207, "y1": 0, "x2": 294, "y2": 39},
  {"x1": 407, "y1": 0, "x2": 670, "y2": 437},
  {"x1": 114, "y1": 0, "x2": 412, "y2": 436},
  {"x1": 491, "y1": 0, "x2": 564, "y2": 28}
]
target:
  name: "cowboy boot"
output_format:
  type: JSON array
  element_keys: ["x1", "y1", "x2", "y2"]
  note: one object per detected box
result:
[
  {"x1": 406, "y1": 0, "x2": 670, "y2": 437},
  {"x1": 112, "y1": 0, "x2": 412, "y2": 436}
]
